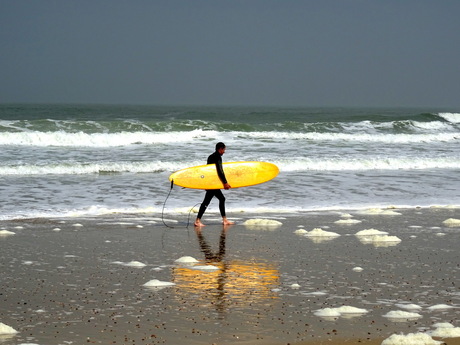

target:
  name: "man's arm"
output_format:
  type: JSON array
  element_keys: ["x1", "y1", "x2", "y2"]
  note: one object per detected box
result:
[{"x1": 215, "y1": 161, "x2": 231, "y2": 189}]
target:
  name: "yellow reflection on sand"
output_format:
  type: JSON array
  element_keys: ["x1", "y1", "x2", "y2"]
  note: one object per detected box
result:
[
  {"x1": 172, "y1": 226, "x2": 279, "y2": 316},
  {"x1": 173, "y1": 260, "x2": 279, "y2": 297}
]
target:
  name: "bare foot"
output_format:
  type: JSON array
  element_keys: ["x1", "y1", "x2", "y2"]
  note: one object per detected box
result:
[
  {"x1": 194, "y1": 219, "x2": 206, "y2": 227},
  {"x1": 222, "y1": 217, "x2": 234, "y2": 225}
]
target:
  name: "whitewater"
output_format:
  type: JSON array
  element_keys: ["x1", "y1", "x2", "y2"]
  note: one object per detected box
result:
[{"x1": 0, "y1": 104, "x2": 459, "y2": 220}]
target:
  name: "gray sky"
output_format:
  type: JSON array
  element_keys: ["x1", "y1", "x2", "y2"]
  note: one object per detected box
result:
[{"x1": 1, "y1": 1, "x2": 459, "y2": 107}]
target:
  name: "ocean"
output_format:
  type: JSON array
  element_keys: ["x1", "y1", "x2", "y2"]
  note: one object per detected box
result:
[{"x1": 1, "y1": 104, "x2": 459, "y2": 221}]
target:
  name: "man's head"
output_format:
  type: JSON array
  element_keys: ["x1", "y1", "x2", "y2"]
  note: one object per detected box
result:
[{"x1": 216, "y1": 142, "x2": 226, "y2": 155}]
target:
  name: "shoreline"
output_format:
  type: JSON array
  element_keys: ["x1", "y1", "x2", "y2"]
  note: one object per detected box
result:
[
  {"x1": 1, "y1": 206, "x2": 459, "y2": 344},
  {"x1": 2, "y1": 203, "x2": 460, "y2": 223}
]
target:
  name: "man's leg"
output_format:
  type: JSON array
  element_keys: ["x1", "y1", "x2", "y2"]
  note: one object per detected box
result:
[
  {"x1": 195, "y1": 190, "x2": 215, "y2": 226},
  {"x1": 215, "y1": 190, "x2": 234, "y2": 225}
]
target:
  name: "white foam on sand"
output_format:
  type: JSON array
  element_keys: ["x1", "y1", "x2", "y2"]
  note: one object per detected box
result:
[
  {"x1": 442, "y1": 218, "x2": 460, "y2": 227},
  {"x1": 352, "y1": 267, "x2": 363, "y2": 272},
  {"x1": 427, "y1": 304, "x2": 454, "y2": 311},
  {"x1": 243, "y1": 218, "x2": 282, "y2": 230},
  {"x1": 361, "y1": 208, "x2": 402, "y2": 216},
  {"x1": 174, "y1": 256, "x2": 218, "y2": 271},
  {"x1": 314, "y1": 305, "x2": 369, "y2": 317},
  {"x1": 335, "y1": 306, "x2": 369, "y2": 314},
  {"x1": 314, "y1": 306, "x2": 368, "y2": 319},
  {"x1": 371, "y1": 235, "x2": 401, "y2": 242},
  {"x1": 383, "y1": 310, "x2": 422, "y2": 320},
  {"x1": 294, "y1": 229, "x2": 308, "y2": 235},
  {"x1": 244, "y1": 219, "x2": 283, "y2": 226},
  {"x1": 143, "y1": 279, "x2": 175, "y2": 288},
  {"x1": 339, "y1": 213, "x2": 354, "y2": 218},
  {"x1": 432, "y1": 322, "x2": 454, "y2": 329},
  {"x1": 111, "y1": 261, "x2": 146, "y2": 268},
  {"x1": 430, "y1": 323, "x2": 460, "y2": 338},
  {"x1": 305, "y1": 228, "x2": 340, "y2": 237},
  {"x1": 357, "y1": 234, "x2": 402, "y2": 247},
  {"x1": 355, "y1": 228, "x2": 389, "y2": 236},
  {"x1": 395, "y1": 303, "x2": 422, "y2": 310},
  {"x1": 334, "y1": 219, "x2": 362, "y2": 224},
  {"x1": 314, "y1": 308, "x2": 341, "y2": 318},
  {"x1": 381, "y1": 332, "x2": 442, "y2": 345},
  {"x1": 302, "y1": 291, "x2": 328, "y2": 296},
  {"x1": 174, "y1": 256, "x2": 199, "y2": 264},
  {"x1": 124, "y1": 261, "x2": 147, "y2": 268},
  {"x1": 0, "y1": 322, "x2": 18, "y2": 334},
  {"x1": 0, "y1": 230, "x2": 15, "y2": 236},
  {"x1": 191, "y1": 265, "x2": 219, "y2": 271}
]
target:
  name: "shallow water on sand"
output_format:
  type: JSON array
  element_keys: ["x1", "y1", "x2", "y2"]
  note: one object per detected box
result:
[{"x1": 0, "y1": 207, "x2": 459, "y2": 344}]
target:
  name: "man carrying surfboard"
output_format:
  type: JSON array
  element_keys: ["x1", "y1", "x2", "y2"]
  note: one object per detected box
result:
[{"x1": 194, "y1": 142, "x2": 235, "y2": 227}]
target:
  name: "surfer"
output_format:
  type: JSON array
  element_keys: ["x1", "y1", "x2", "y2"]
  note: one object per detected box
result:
[{"x1": 194, "y1": 142, "x2": 235, "y2": 227}]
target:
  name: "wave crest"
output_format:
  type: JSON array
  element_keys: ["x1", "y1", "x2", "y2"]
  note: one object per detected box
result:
[{"x1": 438, "y1": 112, "x2": 460, "y2": 123}]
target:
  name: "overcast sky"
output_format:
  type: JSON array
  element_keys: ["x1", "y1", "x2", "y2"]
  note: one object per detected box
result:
[{"x1": 1, "y1": 1, "x2": 459, "y2": 107}]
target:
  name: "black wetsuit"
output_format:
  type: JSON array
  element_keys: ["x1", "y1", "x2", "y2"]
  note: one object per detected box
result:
[{"x1": 196, "y1": 151, "x2": 228, "y2": 219}]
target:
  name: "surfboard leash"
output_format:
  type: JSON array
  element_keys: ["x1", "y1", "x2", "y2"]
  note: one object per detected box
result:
[
  {"x1": 161, "y1": 179, "x2": 175, "y2": 228},
  {"x1": 162, "y1": 179, "x2": 201, "y2": 229},
  {"x1": 186, "y1": 202, "x2": 202, "y2": 229}
]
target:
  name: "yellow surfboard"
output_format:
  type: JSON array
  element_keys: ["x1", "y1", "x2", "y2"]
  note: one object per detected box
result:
[{"x1": 169, "y1": 161, "x2": 279, "y2": 190}]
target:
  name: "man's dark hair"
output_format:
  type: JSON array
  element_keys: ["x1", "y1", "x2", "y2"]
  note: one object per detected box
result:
[{"x1": 216, "y1": 142, "x2": 226, "y2": 150}]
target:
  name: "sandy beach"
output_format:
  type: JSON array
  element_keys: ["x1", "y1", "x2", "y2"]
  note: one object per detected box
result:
[{"x1": 1, "y1": 206, "x2": 459, "y2": 345}]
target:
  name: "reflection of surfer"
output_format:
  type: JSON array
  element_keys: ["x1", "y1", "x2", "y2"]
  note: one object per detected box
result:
[
  {"x1": 195, "y1": 225, "x2": 229, "y2": 262},
  {"x1": 195, "y1": 225, "x2": 231, "y2": 318},
  {"x1": 195, "y1": 142, "x2": 235, "y2": 227}
]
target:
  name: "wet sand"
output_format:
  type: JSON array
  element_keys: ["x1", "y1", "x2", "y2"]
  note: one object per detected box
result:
[{"x1": 0, "y1": 207, "x2": 459, "y2": 345}]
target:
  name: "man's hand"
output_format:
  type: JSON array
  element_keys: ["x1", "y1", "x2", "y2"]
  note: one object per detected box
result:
[{"x1": 223, "y1": 183, "x2": 231, "y2": 190}]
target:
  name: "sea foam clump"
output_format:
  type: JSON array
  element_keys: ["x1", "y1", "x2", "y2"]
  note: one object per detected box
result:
[
  {"x1": 243, "y1": 218, "x2": 282, "y2": 230},
  {"x1": 143, "y1": 279, "x2": 175, "y2": 288},
  {"x1": 430, "y1": 322, "x2": 460, "y2": 338},
  {"x1": 431, "y1": 324, "x2": 460, "y2": 338},
  {"x1": 314, "y1": 308, "x2": 341, "y2": 318},
  {"x1": 339, "y1": 213, "x2": 353, "y2": 218},
  {"x1": 314, "y1": 306, "x2": 368, "y2": 319},
  {"x1": 382, "y1": 332, "x2": 442, "y2": 345},
  {"x1": 370, "y1": 235, "x2": 401, "y2": 243},
  {"x1": 383, "y1": 310, "x2": 422, "y2": 320},
  {"x1": 355, "y1": 228, "x2": 389, "y2": 236},
  {"x1": 335, "y1": 306, "x2": 368, "y2": 314},
  {"x1": 294, "y1": 229, "x2": 308, "y2": 234},
  {"x1": 305, "y1": 228, "x2": 340, "y2": 238},
  {"x1": 190, "y1": 265, "x2": 219, "y2": 271},
  {"x1": 0, "y1": 230, "x2": 15, "y2": 236},
  {"x1": 442, "y1": 218, "x2": 460, "y2": 227},
  {"x1": 0, "y1": 322, "x2": 18, "y2": 334},
  {"x1": 111, "y1": 261, "x2": 146, "y2": 268},
  {"x1": 174, "y1": 256, "x2": 199, "y2": 264},
  {"x1": 427, "y1": 304, "x2": 454, "y2": 311},
  {"x1": 124, "y1": 261, "x2": 146, "y2": 268},
  {"x1": 361, "y1": 208, "x2": 401, "y2": 215},
  {"x1": 394, "y1": 303, "x2": 422, "y2": 310},
  {"x1": 356, "y1": 232, "x2": 402, "y2": 247},
  {"x1": 334, "y1": 219, "x2": 362, "y2": 224}
]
